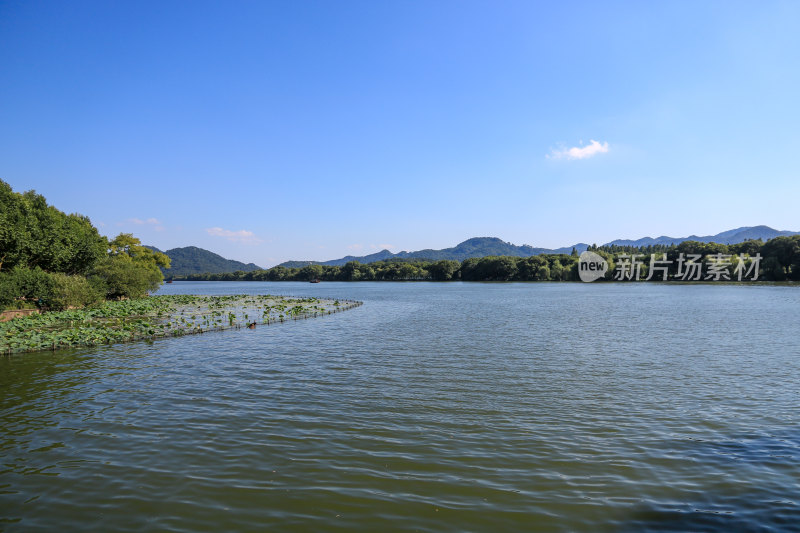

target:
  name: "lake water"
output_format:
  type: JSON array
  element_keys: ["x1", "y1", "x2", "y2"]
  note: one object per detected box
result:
[{"x1": 2, "y1": 281, "x2": 800, "y2": 531}]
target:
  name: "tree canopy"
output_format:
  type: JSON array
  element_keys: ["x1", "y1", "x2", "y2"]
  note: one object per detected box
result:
[
  {"x1": 93, "y1": 234, "x2": 170, "y2": 299},
  {"x1": 0, "y1": 179, "x2": 107, "y2": 274},
  {"x1": 0, "y1": 180, "x2": 170, "y2": 309}
]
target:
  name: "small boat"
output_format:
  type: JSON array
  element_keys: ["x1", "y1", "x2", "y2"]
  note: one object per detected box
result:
[
  {"x1": 166, "y1": 280, "x2": 173, "y2": 284},
  {"x1": 310, "y1": 279, "x2": 321, "y2": 283}
]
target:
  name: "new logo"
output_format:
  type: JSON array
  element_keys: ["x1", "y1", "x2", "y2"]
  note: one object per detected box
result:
[{"x1": 578, "y1": 251, "x2": 608, "y2": 282}]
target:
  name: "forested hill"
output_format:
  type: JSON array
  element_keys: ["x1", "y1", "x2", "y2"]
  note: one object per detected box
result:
[
  {"x1": 147, "y1": 246, "x2": 262, "y2": 277},
  {"x1": 278, "y1": 226, "x2": 799, "y2": 268},
  {"x1": 606, "y1": 225, "x2": 798, "y2": 247},
  {"x1": 278, "y1": 237, "x2": 589, "y2": 267},
  {"x1": 149, "y1": 227, "x2": 799, "y2": 274}
]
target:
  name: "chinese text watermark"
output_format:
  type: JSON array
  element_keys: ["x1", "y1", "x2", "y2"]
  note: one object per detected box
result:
[{"x1": 579, "y1": 252, "x2": 761, "y2": 282}]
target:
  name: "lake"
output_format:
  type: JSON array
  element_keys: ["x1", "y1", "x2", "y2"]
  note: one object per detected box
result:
[{"x1": 2, "y1": 281, "x2": 799, "y2": 531}]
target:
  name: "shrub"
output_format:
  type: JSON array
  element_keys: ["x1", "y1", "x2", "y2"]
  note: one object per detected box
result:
[
  {"x1": 48, "y1": 273, "x2": 103, "y2": 310},
  {"x1": 0, "y1": 273, "x2": 14, "y2": 309},
  {"x1": 92, "y1": 255, "x2": 164, "y2": 299},
  {"x1": 0, "y1": 266, "x2": 54, "y2": 309}
]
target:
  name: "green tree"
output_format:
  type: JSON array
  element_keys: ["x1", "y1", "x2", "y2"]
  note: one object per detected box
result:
[
  {"x1": 0, "y1": 179, "x2": 107, "y2": 274},
  {"x1": 517, "y1": 256, "x2": 545, "y2": 280},
  {"x1": 298, "y1": 264, "x2": 324, "y2": 281},
  {"x1": 427, "y1": 260, "x2": 460, "y2": 281},
  {"x1": 762, "y1": 236, "x2": 800, "y2": 280},
  {"x1": 339, "y1": 261, "x2": 362, "y2": 281},
  {"x1": 93, "y1": 234, "x2": 171, "y2": 299},
  {"x1": 730, "y1": 239, "x2": 763, "y2": 256},
  {"x1": 0, "y1": 266, "x2": 54, "y2": 308},
  {"x1": 535, "y1": 265, "x2": 550, "y2": 281},
  {"x1": 48, "y1": 273, "x2": 104, "y2": 310},
  {"x1": 487, "y1": 256, "x2": 518, "y2": 281},
  {"x1": 549, "y1": 260, "x2": 564, "y2": 280},
  {"x1": 762, "y1": 256, "x2": 786, "y2": 281}
]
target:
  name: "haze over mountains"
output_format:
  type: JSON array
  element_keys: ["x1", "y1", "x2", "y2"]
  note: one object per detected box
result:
[
  {"x1": 279, "y1": 238, "x2": 588, "y2": 268},
  {"x1": 604, "y1": 225, "x2": 798, "y2": 247},
  {"x1": 279, "y1": 226, "x2": 797, "y2": 268},
  {"x1": 152, "y1": 226, "x2": 797, "y2": 275}
]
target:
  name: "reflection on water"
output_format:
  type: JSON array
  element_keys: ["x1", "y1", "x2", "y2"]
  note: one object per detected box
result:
[{"x1": 2, "y1": 282, "x2": 799, "y2": 531}]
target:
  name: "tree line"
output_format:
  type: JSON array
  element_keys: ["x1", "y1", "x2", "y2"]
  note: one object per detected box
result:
[
  {"x1": 175, "y1": 235, "x2": 800, "y2": 282},
  {"x1": 0, "y1": 179, "x2": 170, "y2": 311}
]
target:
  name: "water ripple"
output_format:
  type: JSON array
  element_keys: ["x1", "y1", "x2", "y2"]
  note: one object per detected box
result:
[{"x1": 2, "y1": 282, "x2": 800, "y2": 531}]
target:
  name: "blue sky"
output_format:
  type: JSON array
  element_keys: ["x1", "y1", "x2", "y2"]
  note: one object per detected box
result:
[{"x1": 2, "y1": 1, "x2": 799, "y2": 266}]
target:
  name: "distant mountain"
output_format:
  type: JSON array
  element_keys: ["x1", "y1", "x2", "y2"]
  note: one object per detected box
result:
[
  {"x1": 278, "y1": 237, "x2": 590, "y2": 267},
  {"x1": 278, "y1": 226, "x2": 798, "y2": 267},
  {"x1": 147, "y1": 246, "x2": 263, "y2": 277},
  {"x1": 154, "y1": 226, "x2": 798, "y2": 275},
  {"x1": 277, "y1": 260, "x2": 322, "y2": 269},
  {"x1": 605, "y1": 225, "x2": 798, "y2": 247}
]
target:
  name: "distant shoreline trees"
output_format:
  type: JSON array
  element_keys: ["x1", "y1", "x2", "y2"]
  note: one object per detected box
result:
[{"x1": 174, "y1": 236, "x2": 800, "y2": 283}]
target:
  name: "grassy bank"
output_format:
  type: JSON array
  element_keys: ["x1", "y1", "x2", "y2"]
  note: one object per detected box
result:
[{"x1": 0, "y1": 294, "x2": 362, "y2": 355}]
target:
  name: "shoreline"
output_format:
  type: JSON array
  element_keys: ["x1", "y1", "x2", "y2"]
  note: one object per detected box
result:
[{"x1": 164, "y1": 279, "x2": 800, "y2": 286}]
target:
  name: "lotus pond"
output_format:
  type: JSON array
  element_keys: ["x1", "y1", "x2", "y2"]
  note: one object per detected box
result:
[{"x1": 0, "y1": 294, "x2": 361, "y2": 355}]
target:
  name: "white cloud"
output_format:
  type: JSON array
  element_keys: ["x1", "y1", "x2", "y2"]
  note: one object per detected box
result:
[
  {"x1": 548, "y1": 140, "x2": 609, "y2": 160},
  {"x1": 371, "y1": 243, "x2": 395, "y2": 250},
  {"x1": 127, "y1": 217, "x2": 162, "y2": 225},
  {"x1": 121, "y1": 217, "x2": 164, "y2": 231},
  {"x1": 206, "y1": 227, "x2": 262, "y2": 244},
  {"x1": 347, "y1": 244, "x2": 364, "y2": 251}
]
